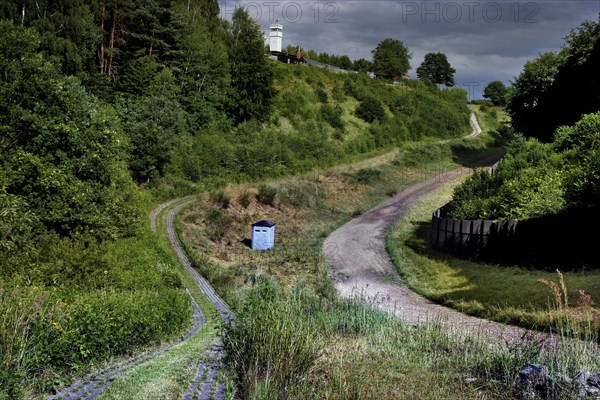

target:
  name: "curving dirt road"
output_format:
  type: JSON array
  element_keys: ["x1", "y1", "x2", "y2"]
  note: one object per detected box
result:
[
  {"x1": 466, "y1": 112, "x2": 483, "y2": 139},
  {"x1": 323, "y1": 167, "x2": 537, "y2": 343},
  {"x1": 322, "y1": 112, "x2": 534, "y2": 345}
]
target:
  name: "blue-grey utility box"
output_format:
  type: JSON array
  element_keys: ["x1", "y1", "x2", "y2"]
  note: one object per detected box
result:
[{"x1": 251, "y1": 220, "x2": 275, "y2": 250}]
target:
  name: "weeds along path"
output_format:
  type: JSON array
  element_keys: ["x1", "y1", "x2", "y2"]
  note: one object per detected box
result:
[
  {"x1": 49, "y1": 198, "x2": 233, "y2": 400},
  {"x1": 47, "y1": 291, "x2": 206, "y2": 400},
  {"x1": 323, "y1": 161, "x2": 544, "y2": 345}
]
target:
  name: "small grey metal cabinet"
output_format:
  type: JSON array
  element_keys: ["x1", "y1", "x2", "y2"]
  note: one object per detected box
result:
[{"x1": 251, "y1": 220, "x2": 275, "y2": 250}]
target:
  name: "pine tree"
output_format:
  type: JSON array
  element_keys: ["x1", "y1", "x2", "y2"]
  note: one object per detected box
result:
[
  {"x1": 174, "y1": 0, "x2": 230, "y2": 126},
  {"x1": 226, "y1": 7, "x2": 274, "y2": 124}
]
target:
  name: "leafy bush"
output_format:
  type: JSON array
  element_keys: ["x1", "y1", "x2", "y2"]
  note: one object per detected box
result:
[
  {"x1": 320, "y1": 104, "x2": 343, "y2": 129},
  {"x1": 29, "y1": 289, "x2": 190, "y2": 374},
  {"x1": 210, "y1": 190, "x2": 231, "y2": 209},
  {"x1": 355, "y1": 96, "x2": 385, "y2": 122},
  {"x1": 257, "y1": 184, "x2": 278, "y2": 207},
  {"x1": 238, "y1": 191, "x2": 254, "y2": 208},
  {"x1": 343, "y1": 78, "x2": 355, "y2": 97},
  {"x1": 449, "y1": 134, "x2": 573, "y2": 220},
  {"x1": 554, "y1": 112, "x2": 600, "y2": 210},
  {"x1": 490, "y1": 124, "x2": 516, "y2": 145},
  {"x1": 314, "y1": 87, "x2": 328, "y2": 103}
]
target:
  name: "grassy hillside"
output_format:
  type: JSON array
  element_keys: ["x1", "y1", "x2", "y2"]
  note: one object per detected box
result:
[
  {"x1": 163, "y1": 62, "x2": 471, "y2": 193},
  {"x1": 1, "y1": 5, "x2": 472, "y2": 398}
]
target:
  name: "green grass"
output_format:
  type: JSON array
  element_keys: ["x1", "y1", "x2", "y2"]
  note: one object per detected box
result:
[
  {"x1": 177, "y1": 110, "x2": 522, "y2": 398},
  {"x1": 101, "y1": 323, "x2": 225, "y2": 400},
  {"x1": 224, "y1": 278, "x2": 486, "y2": 400},
  {"x1": 179, "y1": 136, "x2": 493, "y2": 305},
  {"x1": 386, "y1": 174, "x2": 600, "y2": 333}
]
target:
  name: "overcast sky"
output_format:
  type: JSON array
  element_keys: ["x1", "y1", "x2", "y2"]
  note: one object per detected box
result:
[{"x1": 219, "y1": 1, "x2": 600, "y2": 99}]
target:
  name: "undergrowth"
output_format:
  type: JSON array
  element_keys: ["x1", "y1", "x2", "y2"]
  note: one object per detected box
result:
[{"x1": 225, "y1": 278, "x2": 600, "y2": 399}]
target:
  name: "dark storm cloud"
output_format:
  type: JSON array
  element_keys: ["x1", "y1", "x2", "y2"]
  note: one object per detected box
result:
[{"x1": 220, "y1": 0, "x2": 600, "y2": 98}]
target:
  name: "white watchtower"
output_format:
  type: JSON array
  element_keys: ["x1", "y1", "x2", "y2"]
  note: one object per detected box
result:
[{"x1": 269, "y1": 22, "x2": 283, "y2": 53}]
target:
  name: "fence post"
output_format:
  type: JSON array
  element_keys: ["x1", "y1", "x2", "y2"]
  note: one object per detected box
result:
[{"x1": 431, "y1": 215, "x2": 439, "y2": 247}]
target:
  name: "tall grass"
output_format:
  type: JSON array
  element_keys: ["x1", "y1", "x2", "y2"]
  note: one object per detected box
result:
[
  {"x1": 0, "y1": 286, "x2": 49, "y2": 398},
  {"x1": 539, "y1": 270, "x2": 600, "y2": 340},
  {"x1": 225, "y1": 279, "x2": 600, "y2": 399},
  {"x1": 223, "y1": 278, "x2": 324, "y2": 399}
]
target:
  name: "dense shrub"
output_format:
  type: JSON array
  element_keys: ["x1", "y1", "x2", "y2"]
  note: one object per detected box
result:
[
  {"x1": 29, "y1": 289, "x2": 190, "y2": 374},
  {"x1": 314, "y1": 87, "x2": 328, "y2": 103},
  {"x1": 449, "y1": 112, "x2": 600, "y2": 220},
  {"x1": 238, "y1": 191, "x2": 254, "y2": 208},
  {"x1": 355, "y1": 96, "x2": 385, "y2": 122},
  {"x1": 320, "y1": 104, "x2": 344, "y2": 129},
  {"x1": 210, "y1": 190, "x2": 231, "y2": 209},
  {"x1": 450, "y1": 138, "x2": 566, "y2": 220},
  {"x1": 554, "y1": 112, "x2": 600, "y2": 210}
]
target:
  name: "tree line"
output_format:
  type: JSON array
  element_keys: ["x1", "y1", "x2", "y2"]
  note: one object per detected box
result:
[
  {"x1": 287, "y1": 40, "x2": 456, "y2": 86},
  {"x1": 482, "y1": 16, "x2": 600, "y2": 143}
]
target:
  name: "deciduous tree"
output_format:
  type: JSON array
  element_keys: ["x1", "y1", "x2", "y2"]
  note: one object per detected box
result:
[
  {"x1": 371, "y1": 38, "x2": 411, "y2": 78},
  {"x1": 416, "y1": 52, "x2": 456, "y2": 87},
  {"x1": 483, "y1": 81, "x2": 508, "y2": 106}
]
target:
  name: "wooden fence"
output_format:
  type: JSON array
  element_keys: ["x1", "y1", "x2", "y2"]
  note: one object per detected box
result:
[
  {"x1": 430, "y1": 204, "x2": 598, "y2": 268},
  {"x1": 431, "y1": 204, "x2": 518, "y2": 257}
]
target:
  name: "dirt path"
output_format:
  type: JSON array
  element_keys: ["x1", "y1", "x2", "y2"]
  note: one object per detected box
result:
[
  {"x1": 466, "y1": 112, "x2": 483, "y2": 139},
  {"x1": 323, "y1": 167, "x2": 539, "y2": 344}
]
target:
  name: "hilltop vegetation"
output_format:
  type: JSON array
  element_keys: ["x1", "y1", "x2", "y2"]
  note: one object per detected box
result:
[{"x1": 449, "y1": 112, "x2": 599, "y2": 221}]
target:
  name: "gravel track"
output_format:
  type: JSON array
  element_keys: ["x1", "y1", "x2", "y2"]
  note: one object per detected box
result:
[
  {"x1": 150, "y1": 196, "x2": 196, "y2": 233},
  {"x1": 49, "y1": 197, "x2": 233, "y2": 399},
  {"x1": 465, "y1": 112, "x2": 483, "y2": 139},
  {"x1": 323, "y1": 165, "x2": 550, "y2": 344}
]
